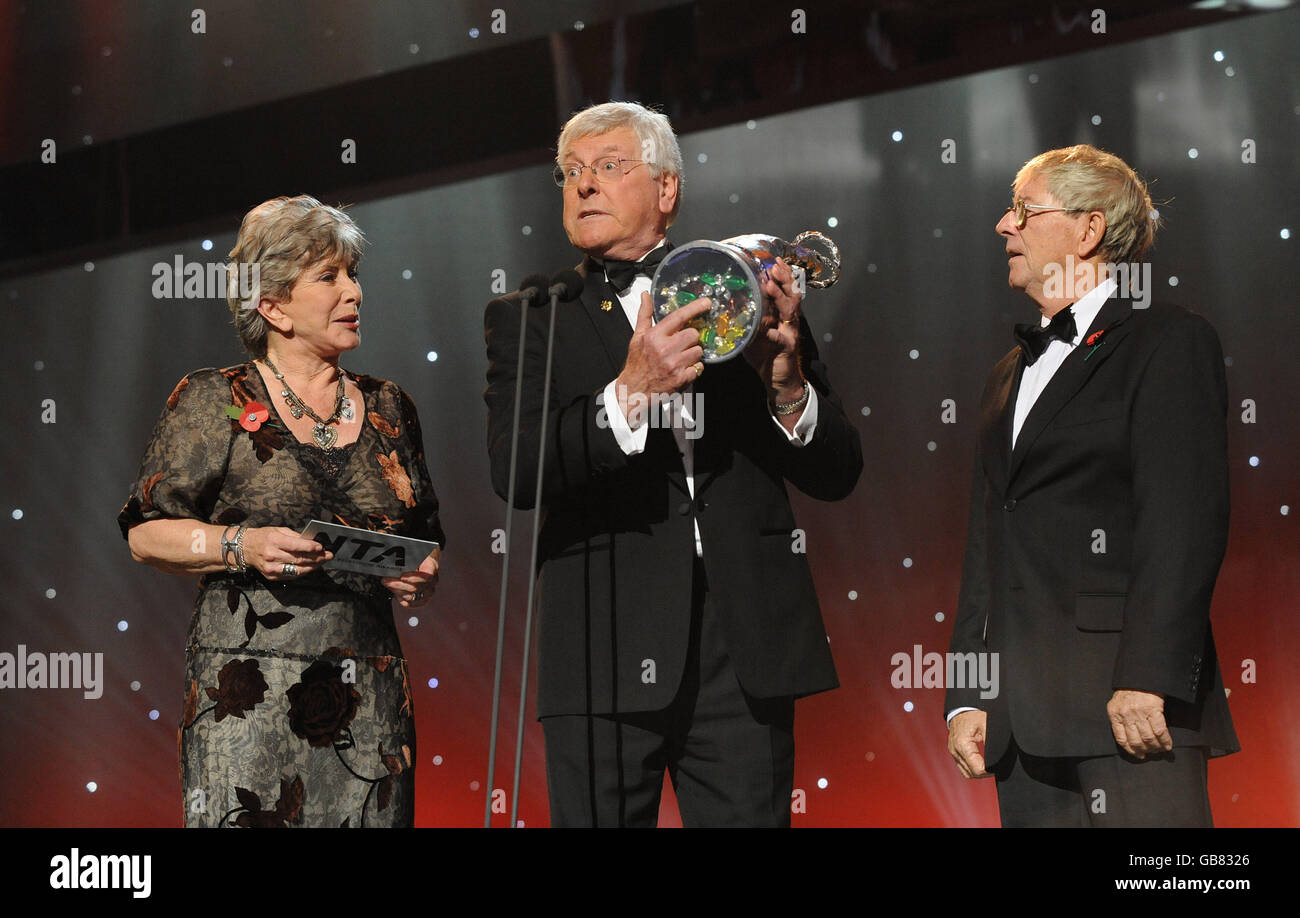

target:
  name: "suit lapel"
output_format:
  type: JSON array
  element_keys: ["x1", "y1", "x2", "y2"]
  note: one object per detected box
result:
[
  {"x1": 575, "y1": 257, "x2": 633, "y2": 376},
  {"x1": 1007, "y1": 293, "x2": 1135, "y2": 483},
  {"x1": 982, "y1": 349, "x2": 1022, "y2": 495}
]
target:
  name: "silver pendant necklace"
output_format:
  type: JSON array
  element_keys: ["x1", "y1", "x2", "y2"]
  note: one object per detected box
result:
[{"x1": 263, "y1": 356, "x2": 349, "y2": 449}]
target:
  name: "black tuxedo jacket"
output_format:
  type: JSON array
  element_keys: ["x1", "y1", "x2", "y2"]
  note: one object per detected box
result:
[
  {"x1": 484, "y1": 257, "x2": 862, "y2": 717},
  {"x1": 946, "y1": 294, "x2": 1240, "y2": 763}
]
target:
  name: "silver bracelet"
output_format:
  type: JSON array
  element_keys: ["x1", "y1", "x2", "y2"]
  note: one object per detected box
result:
[
  {"x1": 220, "y1": 524, "x2": 241, "y2": 572},
  {"x1": 233, "y1": 524, "x2": 249, "y2": 573},
  {"x1": 773, "y1": 381, "x2": 810, "y2": 416}
]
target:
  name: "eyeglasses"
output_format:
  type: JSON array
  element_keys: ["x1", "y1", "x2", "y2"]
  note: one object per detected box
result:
[
  {"x1": 553, "y1": 157, "x2": 649, "y2": 188},
  {"x1": 1006, "y1": 197, "x2": 1081, "y2": 229}
]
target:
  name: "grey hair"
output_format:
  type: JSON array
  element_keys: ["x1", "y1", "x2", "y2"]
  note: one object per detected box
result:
[
  {"x1": 1016, "y1": 145, "x2": 1160, "y2": 265},
  {"x1": 225, "y1": 195, "x2": 366, "y2": 357},
  {"x1": 556, "y1": 101, "x2": 684, "y2": 223}
]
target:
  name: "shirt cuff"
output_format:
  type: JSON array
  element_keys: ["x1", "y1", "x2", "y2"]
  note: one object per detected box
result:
[
  {"x1": 770, "y1": 383, "x2": 819, "y2": 445},
  {"x1": 601, "y1": 379, "x2": 649, "y2": 456},
  {"x1": 945, "y1": 706, "x2": 978, "y2": 726}
]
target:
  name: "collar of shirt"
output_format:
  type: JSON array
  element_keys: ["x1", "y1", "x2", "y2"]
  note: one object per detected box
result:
[
  {"x1": 597, "y1": 239, "x2": 668, "y2": 289},
  {"x1": 1040, "y1": 274, "x2": 1118, "y2": 344}
]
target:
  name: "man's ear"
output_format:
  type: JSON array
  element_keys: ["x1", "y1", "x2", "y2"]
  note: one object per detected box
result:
[
  {"x1": 1077, "y1": 211, "x2": 1107, "y2": 260},
  {"x1": 658, "y1": 172, "x2": 679, "y2": 217}
]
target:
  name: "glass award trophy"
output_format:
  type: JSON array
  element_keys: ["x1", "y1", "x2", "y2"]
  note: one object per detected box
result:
[{"x1": 649, "y1": 231, "x2": 840, "y2": 363}]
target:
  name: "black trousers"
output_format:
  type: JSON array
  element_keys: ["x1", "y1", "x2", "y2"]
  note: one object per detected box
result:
[
  {"x1": 541, "y1": 559, "x2": 796, "y2": 827},
  {"x1": 993, "y1": 733, "x2": 1213, "y2": 827}
]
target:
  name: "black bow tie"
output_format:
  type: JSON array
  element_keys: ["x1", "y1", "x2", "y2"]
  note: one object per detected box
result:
[
  {"x1": 1014, "y1": 307, "x2": 1077, "y2": 366},
  {"x1": 602, "y1": 245, "x2": 667, "y2": 294}
]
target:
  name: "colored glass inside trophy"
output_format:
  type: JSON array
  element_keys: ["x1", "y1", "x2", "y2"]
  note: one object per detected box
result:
[{"x1": 650, "y1": 241, "x2": 763, "y2": 363}]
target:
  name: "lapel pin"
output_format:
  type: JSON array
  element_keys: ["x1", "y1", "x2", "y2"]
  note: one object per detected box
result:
[
  {"x1": 1083, "y1": 327, "x2": 1109, "y2": 361},
  {"x1": 600, "y1": 299, "x2": 614, "y2": 312}
]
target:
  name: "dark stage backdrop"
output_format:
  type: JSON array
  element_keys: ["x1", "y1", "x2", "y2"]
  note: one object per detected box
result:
[{"x1": 2, "y1": 9, "x2": 1297, "y2": 828}]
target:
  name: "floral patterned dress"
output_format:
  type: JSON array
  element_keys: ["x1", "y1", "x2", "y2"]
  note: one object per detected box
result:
[{"x1": 119, "y1": 363, "x2": 444, "y2": 827}]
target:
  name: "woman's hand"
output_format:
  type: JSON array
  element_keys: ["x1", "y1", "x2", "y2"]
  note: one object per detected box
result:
[
  {"x1": 383, "y1": 548, "x2": 440, "y2": 609},
  {"x1": 241, "y1": 527, "x2": 333, "y2": 580}
]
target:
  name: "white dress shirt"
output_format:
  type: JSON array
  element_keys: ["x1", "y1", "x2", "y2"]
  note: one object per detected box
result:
[{"x1": 1012, "y1": 277, "x2": 1116, "y2": 448}]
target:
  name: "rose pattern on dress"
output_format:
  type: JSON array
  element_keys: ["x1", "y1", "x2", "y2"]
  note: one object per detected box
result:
[
  {"x1": 204, "y1": 658, "x2": 269, "y2": 723},
  {"x1": 226, "y1": 586, "x2": 295, "y2": 646},
  {"x1": 286, "y1": 660, "x2": 361, "y2": 749},
  {"x1": 230, "y1": 776, "x2": 305, "y2": 828}
]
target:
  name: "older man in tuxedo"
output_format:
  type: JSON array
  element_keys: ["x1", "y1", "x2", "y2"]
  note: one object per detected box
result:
[
  {"x1": 945, "y1": 145, "x2": 1239, "y2": 827},
  {"x1": 484, "y1": 102, "x2": 861, "y2": 826}
]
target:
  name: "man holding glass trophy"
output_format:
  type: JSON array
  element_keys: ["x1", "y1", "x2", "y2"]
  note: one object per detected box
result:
[{"x1": 483, "y1": 101, "x2": 862, "y2": 826}]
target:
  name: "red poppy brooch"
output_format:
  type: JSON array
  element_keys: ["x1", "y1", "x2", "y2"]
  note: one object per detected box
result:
[
  {"x1": 1083, "y1": 328, "x2": 1108, "y2": 361},
  {"x1": 225, "y1": 401, "x2": 270, "y2": 431}
]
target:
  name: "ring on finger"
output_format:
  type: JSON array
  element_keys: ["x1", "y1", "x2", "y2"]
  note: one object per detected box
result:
[
  {"x1": 694, "y1": 362, "x2": 703, "y2": 378},
  {"x1": 282, "y1": 562, "x2": 298, "y2": 577}
]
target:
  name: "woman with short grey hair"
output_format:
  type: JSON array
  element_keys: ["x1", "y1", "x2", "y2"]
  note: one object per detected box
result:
[{"x1": 120, "y1": 195, "x2": 443, "y2": 827}]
